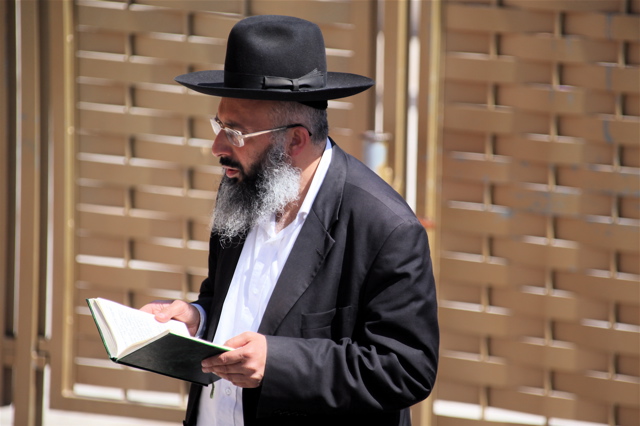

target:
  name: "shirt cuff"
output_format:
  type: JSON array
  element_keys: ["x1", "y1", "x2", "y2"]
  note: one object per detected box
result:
[{"x1": 191, "y1": 303, "x2": 207, "y2": 338}]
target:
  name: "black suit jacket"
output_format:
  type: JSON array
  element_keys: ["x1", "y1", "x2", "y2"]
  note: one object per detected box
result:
[{"x1": 184, "y1": 141, "x2": 439, "y2": 426}]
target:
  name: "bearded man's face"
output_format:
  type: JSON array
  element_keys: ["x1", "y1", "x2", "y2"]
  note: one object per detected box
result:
[{"x1": 210, "y1": 133, "x2": 300, "y2": 242}]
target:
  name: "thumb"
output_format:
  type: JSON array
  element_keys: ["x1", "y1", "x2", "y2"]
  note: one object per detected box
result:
[
  {"x1": 155, "y1": 300, "x2": 183, "y2": 322},
  {"x1": 224, "y1": 331, "x2": 258, "y2": 349}
]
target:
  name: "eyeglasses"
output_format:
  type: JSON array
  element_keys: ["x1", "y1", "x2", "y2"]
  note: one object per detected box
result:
[{"x1": 210, "y1": 115, "x2": 312, "y2": 148}]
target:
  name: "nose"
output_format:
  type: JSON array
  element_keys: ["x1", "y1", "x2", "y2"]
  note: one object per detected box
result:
[{"x1": 211, "y1": 131, "x2": 232, "y2": 158}]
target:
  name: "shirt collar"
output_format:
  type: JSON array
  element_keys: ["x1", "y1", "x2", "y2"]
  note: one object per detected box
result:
[{"x1": 297, "y1": 138, "x2": 333, "y2": 220}]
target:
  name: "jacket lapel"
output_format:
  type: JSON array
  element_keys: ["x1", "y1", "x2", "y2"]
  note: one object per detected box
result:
[
  {"x1": 205, "y1": 239, "x2": 245, "y2": 341},
  {"x1": 258, "y1": 141, "x2": 347, "y2": 335}
]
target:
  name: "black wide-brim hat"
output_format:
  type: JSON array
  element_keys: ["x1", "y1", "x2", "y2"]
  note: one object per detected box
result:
[{"x1": 175, "y1": 15, "x2": 374, "y2": 103}]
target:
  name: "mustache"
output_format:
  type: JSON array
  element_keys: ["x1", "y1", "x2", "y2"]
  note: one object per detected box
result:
[{"x1": 219, "y1": 156, "x2": 244, "y2": 173}]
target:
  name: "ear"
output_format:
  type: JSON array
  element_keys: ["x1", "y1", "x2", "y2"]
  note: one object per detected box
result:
[{"x1": 286, "y1": 126, "x2": 311, "y2": 158}]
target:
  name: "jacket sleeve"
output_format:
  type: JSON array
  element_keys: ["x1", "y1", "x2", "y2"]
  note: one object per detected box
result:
[{"x1": 257, "y1": 219, "x2": 439, "y2": 416}]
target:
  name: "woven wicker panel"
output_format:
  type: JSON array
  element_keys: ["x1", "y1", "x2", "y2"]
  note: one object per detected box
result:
[
  {"x1": 435, "y1": 1, "x2": 639, "y2": 425},
  {"x1": 70, "y1": 0, "x2": 374, "y2": 419}
]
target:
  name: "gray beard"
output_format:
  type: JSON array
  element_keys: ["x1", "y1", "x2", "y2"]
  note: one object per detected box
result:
[{"x1": 210, "y1": 138, "x2": 300, "y2": 243}]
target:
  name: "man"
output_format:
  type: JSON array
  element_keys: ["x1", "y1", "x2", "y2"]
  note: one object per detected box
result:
[{"x1": 141, "y1": 15, "x2": 438, "y2": 426}]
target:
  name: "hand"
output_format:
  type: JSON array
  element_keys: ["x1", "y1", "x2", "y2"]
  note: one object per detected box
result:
[
  {"x1": 201, "y1": 332, "x2": 267, "y2": 388},
  {"x1": 140, "y1": 300, "x2": 201, "y2": 337}
]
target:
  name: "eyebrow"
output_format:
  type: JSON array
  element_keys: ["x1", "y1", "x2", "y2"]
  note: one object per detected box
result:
[{"x1": 217, "y1": 116, "x2": 248, "y2": 133}]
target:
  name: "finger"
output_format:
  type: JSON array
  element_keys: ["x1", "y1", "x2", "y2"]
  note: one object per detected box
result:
[
  {"x1": 217, "y1": 350, "x2": 245, "y2": 366},
  {"x1": 154, "y1": 300, "x2": 182, "y2": 321},
  {"x1": 205, "y1": 358, "x2": 243, "y2": 376},
  {"x1": 204, "y1": 357, "x2": 263, "y2": 389},
  {"x1": 202, "y1": 354, "x2": 236, "y2": 372},
  {"x1": 208, "y1": 357, "x2": 262, "y2": 382},
  {"x1": 221, "y1": 371, "x2": 263, "y2": 389},
  {"x1": 139, "y1": 300, "x2": 172, "y2": 315},
  {"x1": 223, "y1": 331, "x2": 255, "y2": 349},
  {"x1": 218, "y1": 333, "x2": 266, "y2": 365},
  {"x1": 156, "y1": 300, "x2": 198, "y2": 325},
  {"x1": 139, "y1": 304, "x2": 155, "y2": 314}
]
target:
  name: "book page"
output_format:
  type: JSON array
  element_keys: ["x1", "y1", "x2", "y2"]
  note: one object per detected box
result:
[{"x1": 94, "y1": 298, "x2": 190, "y2": 357}]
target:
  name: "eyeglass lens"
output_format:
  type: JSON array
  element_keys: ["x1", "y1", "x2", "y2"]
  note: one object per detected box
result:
[{"x1": 211, "y1": 117, "x2": 243, "y2": 146}]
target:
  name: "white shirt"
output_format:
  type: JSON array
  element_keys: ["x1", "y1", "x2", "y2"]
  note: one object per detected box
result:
[{"x1": 196, "y1": 139, "x2": 333, "y2": 426}]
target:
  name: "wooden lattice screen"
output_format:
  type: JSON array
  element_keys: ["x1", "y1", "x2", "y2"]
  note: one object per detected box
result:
[
  {"x1": 52, "y1": 0, "x2": 374, "y2": 421},
  {"x1": 22, "y1": 0, "x2": 637, "y2": 425},
  {"x1": 433, "y1": 0, "x2": 639, "y2": 425}
]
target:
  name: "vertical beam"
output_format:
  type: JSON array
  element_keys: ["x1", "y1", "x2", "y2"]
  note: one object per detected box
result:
[
  {"x1": 48, "y1": 0, "x2": 77, "y2": 409},
  {"x1": 0, "y1": 0, "x2": 16, "y2": 408},
  {"x1": 423, "y1": 0, "x2": 444, "y2": 233},
  {"x1": 350, "y1": 0, "x2": 377, "y2": 160},
  {"x1": 391, "y1": 0, "x2": 409, "y2": 197},
  {"x1": 12, "y1": 0, "x2": 46, "y2": 425},
  {"x1": 404, "y1": 0, "x2": 423, "y2": 212},
  {"x1": 412, "y1": 0, "x2": 444, "y2": 424}
]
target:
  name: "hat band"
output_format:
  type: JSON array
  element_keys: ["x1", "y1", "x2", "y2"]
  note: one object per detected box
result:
[{"x1": 224, "y1": 68, "x2": 326, "y2": 92}]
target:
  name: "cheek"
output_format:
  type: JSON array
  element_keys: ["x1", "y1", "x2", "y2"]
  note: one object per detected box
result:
[
  {"x1": 243, "y1": 145, "x2": 271, "y2": 174},
  {"x1": 241, "y1": 159, "x2": 259, "y2": 180}
]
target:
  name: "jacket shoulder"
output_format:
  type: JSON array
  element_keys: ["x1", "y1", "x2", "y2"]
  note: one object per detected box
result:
[{"x1": 340, "y1": 150, "x2": 418, "y2": 225}]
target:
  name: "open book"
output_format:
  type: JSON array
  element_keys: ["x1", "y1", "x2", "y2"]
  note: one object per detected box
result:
[{"x1": 86, "y1": 297, "x2": 231, "y2": 386}]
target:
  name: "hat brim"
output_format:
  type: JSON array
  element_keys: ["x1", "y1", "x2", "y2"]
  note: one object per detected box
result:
[{"x1": 175, "y1": 70, "x2": 374, "y2": 101}]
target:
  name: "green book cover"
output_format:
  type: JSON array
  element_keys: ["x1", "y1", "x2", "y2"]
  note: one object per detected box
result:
[{"x1": 87, "y1": 297, "x2": 230, "y2": 386}]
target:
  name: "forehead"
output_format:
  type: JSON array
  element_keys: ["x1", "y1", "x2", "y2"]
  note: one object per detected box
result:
[{"x1": 217, "y1": 98, "x2": 277, "y2": 129}]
